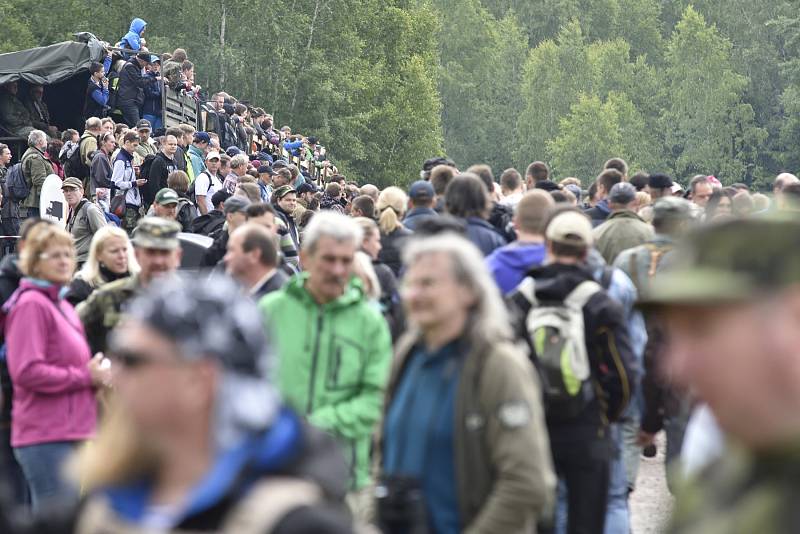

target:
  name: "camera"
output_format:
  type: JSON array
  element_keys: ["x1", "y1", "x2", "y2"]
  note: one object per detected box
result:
[
  {"x1": 375, "y1": 475, "x2": 429, "y2": 534},
  {"x1": 46, "y1": 200, "x2": 64, "y2": 219}
]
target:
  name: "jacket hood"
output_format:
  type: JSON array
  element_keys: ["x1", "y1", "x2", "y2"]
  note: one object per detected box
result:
[
  {"x1": 129, "y1": 18, "x2": 146, "y2": 35},
  {"x1": 527, "y1": 263, "x2": 595, "y2": 301},
  {"x1": 98, "y1": 408, "x2": 345, "y2": 524},
  {"x1": 490, "y1": 242, "x2": 546, "y2": 272},
  {"x1": 283, "y1": 272, "x2": 366, "y2": 310}
]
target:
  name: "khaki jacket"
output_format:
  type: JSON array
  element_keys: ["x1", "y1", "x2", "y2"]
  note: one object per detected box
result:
[{"x1": 380, "y1": 331, "x2": 556, "y2": 533}]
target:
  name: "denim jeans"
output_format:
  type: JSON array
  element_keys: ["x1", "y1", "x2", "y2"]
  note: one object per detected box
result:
[{"x1": 13, "y1": 441, "x2": 78, "y2": 512}]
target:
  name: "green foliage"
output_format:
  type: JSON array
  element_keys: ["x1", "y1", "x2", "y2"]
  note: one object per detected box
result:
[{"x1": 0, "y1": 0, "x2": 796, "y2": 188}]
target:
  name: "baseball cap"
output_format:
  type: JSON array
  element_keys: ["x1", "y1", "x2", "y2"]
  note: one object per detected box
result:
[
  {"x1": 608, "y1": 182, "x2": 637, "y2": 205},
  {"x1": 225, "y1": 146, "x2": 241, "y2": 157},
  {"x1": 224, "y1": 195, "x2": 251, "y2": 215},
  {"x1": 155, "y1": 188, "x2": 180, "y2": 206},
  {"x1": 273, "y1": 185, "x2": 296, "y2": 200},
  {"x1": 271, "y1": 160, "x2": 289, "y2": 169},
  {"x1": 136, "y1": 119, "x2": 152, "y2": 131},
  {"x1": 408, "y1": 180, "x2": 434, "y2": 200},
  {"x1": 671, "y1": 183, "x2": 685, "y2": 194},
  {"x1": 296, "y1": 182, "x2": 316, "y2": 195},
  {"x1": 545, "y1": 210, "x2": 593, "y2": 247},
  {"x1": 61, "y1": 177, "x2": 83, "y2": 190},
  {"x1": 257, "y1": 165, "x2": 276, "y2": 176},
  {"x1": 132, "y1": 217, "x2": 181, "y2": 250},
  {"x1": 640, "y1": 216, "x2": 800, "y2": 308},
  {"x1": 193, "y1": 132, "x2": 211, "y2": 145},
  {"x1": 205, "y1": 151, "x2": 221, "y2": 161}
]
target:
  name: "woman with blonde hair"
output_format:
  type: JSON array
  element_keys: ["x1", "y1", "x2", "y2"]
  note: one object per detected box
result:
[
  {"x1": 376, "y1": 186, "x2": 412, "y2": 276},
  {"x1": 3, "y1": 224, "x2": 109, "y2": 511},
  {"x1": 66, "y1": 226, "x2": 139, "y2": 306}
]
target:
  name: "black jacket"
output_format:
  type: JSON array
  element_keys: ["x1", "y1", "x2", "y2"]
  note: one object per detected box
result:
[
  {"x1": 509, "y1": 263, "x2": 634, "y2": 446},
  {"x1": 146, "y1": 151, "x2": 177, "y2": 205},
  {"x1": 0, "y1": 253, "x2": 21, "y2": 428},
  {"x1": 191, "y1": 210, "x2": 225, "y2": 236},
  {"x1": 252, "y1": 269, "x2": 289, "y2": 301},
  {"x1": 116, "y1": 58, "x2": 153, "y2": 107},
  {"x1": 378, "y1": 226, "x2": 412, "y2": 277}
]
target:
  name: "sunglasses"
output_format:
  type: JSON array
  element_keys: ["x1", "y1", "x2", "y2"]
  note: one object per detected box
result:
[{"x1": 108, "y1": 349, "x2": 163, "y2": 369}]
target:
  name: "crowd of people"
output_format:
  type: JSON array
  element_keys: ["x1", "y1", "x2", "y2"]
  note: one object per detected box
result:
[{"x1": 0, "y1": 20, "x2": 797, "y2": 534}]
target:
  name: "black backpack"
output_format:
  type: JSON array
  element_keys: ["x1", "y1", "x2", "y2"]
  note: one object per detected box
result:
[
  {"x1": 64, "y1": 136, "x2": 94, "y2": 180},
  {"x1": 139, "y1": 153, "x2": 157, "y2": 182}
]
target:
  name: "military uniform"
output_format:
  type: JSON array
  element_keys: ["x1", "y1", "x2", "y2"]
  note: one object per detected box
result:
[
  {"x1": 77, "y1": 275, "x2": 141, "y2": 354},
  {"x1": 640, "y1": 215, "x2": 800, "y2": 534},
  {"x1": 76, "y1": 217, "x2": 182, "y2": 354}
]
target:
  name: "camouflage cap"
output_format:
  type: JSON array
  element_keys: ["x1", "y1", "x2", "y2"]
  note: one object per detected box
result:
[
  {"x1": 154, "y1": 188, "x2": 180, "y2": 206},
  {"x1": 640, "y1": 215, "x2": 800, "y2": 308},
  {"x1": 131, "y1": 217, "x2": 182, "y2": 250},
  {"x1": 652, "y1": 197, "x2": 691, "y2": 223}
]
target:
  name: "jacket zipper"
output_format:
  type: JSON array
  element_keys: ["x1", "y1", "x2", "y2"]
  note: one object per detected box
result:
[{"x1": 306, "y1": 306, "x2": 324, "y2": 414}]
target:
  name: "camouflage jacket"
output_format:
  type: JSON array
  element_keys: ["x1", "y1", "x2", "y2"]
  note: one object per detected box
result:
[
  {"x1": 77, "y1": 275, "x2": 141, "y2": 354},
  {"x1": 670, "y1": 444, "x2": 800, "y2": 534}
]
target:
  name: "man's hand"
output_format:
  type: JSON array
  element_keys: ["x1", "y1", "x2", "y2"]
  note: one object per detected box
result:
[{"x1": 136, "y1": 178, "x2": 148, "y2": 187}]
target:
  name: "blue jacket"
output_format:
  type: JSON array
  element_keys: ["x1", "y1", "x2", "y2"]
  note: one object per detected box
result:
[
  {"x1": 463, "y1": 216, "x2": 507, "y2": 256},
  {"x1": 584, "y1": 199, "x2": 612, "y2": 228},
  {"x1": 119, "y1": 18, "x2": 146, "y2": 56},
  {"x1": 486, "y1": 241, "x2": 547, "y2": 295},
  {"x1": 283, "y1": 140, "x2": 303, "y2": 157},
  {"x1": 403, "y1": 207, "x2": 437, "y2": 232},
  {"x1": 141, "y1": 71, "x2": 162, "y2": 116},
  {"x1": 384, "y1": 342, "x2": 462, "y2": 534}
]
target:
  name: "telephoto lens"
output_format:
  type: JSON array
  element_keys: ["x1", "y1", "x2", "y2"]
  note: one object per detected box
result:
[{"x1": 643, "y1": 444, "x2": 657, "y2": 458}]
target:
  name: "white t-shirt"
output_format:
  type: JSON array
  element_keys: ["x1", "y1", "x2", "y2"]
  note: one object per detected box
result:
[{"x1": 194, "y1": 171, "x2": 222, "y2": 213}]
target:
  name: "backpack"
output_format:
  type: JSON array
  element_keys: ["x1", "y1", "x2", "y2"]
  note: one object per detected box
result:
[
  {"x1": 110, "y1": 192, "x2": 127, "y2": 218},
  {"x1": 176, "y1": 197, "x2": 196, "y2": 230},
  {"x1": 187, "y1": 170, "x2": 212, "y2": 205},
  {"x1": 628, "y1": 242, "x2": 673, "y2": 295},
  {"x1": 5, "y1": 163, "x2": 29, "y2": 202},
  {"x1": 65, "y1": 136, "x2": 93, "y2": 180},
  {"x1": 139, "y1": 153, "x2": 156, "y2": 182},
  {"x1": 516, "y1": 277, "x2": 602, "y2": 419}
]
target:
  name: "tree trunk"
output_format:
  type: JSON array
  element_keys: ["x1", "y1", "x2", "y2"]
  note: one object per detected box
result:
[
  {"x1": 220, "y1": 1, "x2": 227, "y2": 88},
  {"x1": 290, "y1": 0, "x2": 322, "y2": 116}
]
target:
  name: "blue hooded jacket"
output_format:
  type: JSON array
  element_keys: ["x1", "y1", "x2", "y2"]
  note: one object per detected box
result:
[
  {"x1": 486, "y1": 241, "x2": 547, "y2": 295},
  {"x1": 119, "y1": 18, "x2": 146, "y2": 54}
]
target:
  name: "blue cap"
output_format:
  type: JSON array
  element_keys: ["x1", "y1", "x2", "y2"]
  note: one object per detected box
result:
[
  {"x1": 408, "y1": 180, "x2": 434, "y2": 200},
  {"x1": 193, "y1": 131, "x2": 211, "y2": 145},
  {"x1": 225, "y1": 146, "x2": 241, "y2": 157}
]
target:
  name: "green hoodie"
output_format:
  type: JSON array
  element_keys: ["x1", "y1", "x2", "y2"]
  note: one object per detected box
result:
[{"x1": 259, "y1": 274, "x2": 392, "y2": 489}]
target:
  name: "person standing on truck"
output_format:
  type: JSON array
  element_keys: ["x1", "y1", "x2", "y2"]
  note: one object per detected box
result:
[
  {"x1": 117, "y1": 18, "x2": 147, "y2": 58},
  {"x1": 116, "y1": 52, "x2": 156, "y2": 128}
]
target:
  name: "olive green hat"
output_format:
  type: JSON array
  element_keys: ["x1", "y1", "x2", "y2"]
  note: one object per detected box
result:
[
  {"x1": 131, "y1": 217, "x2": 182, "y2": 250},
  {"x1": 640, "y1": 215, "x2": 800, "y2": 308}
]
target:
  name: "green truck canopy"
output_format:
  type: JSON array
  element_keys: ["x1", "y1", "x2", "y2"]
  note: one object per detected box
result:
[{"x1": 0, "y1": 33, "x2": 105, "y2": 86}]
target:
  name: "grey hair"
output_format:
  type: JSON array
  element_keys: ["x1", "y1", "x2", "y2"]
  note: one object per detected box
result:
[
  {"x1": 28, "y1": 129, "x2": 47, "y2": 148},
  {"x1": 402, "y1": 233, "x2": 512, "y2": 342},
  {"x1": 85, "y1": 117, "x2": 102, "y2": 131},
  {"x1": 230, "y1": 154, "x2": 249, "y2": 170},
  {"x1": 302, "y1": 210, "x2": 364, "y2": 255}
]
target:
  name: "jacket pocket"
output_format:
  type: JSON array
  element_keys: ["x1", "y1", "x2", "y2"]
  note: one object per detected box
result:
[{"x1": 326, "y1": 335, "x2": 365, "y2": 391}]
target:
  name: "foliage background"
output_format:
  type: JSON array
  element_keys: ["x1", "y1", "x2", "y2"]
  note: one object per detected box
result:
[{"x1": 2, "y1": 0, "x2": 797, "y2": 189}]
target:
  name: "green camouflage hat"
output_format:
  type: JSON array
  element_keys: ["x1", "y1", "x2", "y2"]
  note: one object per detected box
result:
[
  {"x1": 154, "y1": 188, "x2": 180, "y2": 206},
  {"x1": 640, "y1": 214, "x2": 800, "y2": 308},
  {"x1": 131, "y1": 217, "x2": 182, "y2": 250}
]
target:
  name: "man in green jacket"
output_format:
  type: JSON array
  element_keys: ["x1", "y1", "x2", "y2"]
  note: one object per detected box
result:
[
  {"x1": 20, "y1": 129, "x2": 53, "y2": 218},
  {"x1": 259, "y1": 211, "x2": 392, "y2": 516},
  {"x1": 593, "y1": 182, "x2": 654, "y2": 264}
]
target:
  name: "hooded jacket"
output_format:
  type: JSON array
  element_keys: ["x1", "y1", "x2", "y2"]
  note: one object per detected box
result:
[
  {"x1": 259, "y1": 275, "x2": 392, "y2": 490},
  {"x1": 119, "y1": 18, "x2": 146, "y2": 55},
  {"x1": 485, "y1": 241, "x2": 547, "y2": 295},
  {"x1": 463, "y1": 216, "x2": 507, "y2": 257},
  {"x1": 509, "y1": 263, "x2": 635, "y2": 446}
]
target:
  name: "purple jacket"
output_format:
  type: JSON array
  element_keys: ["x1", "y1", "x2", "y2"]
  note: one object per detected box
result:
[{"x1": 4, "y1": 279, "x2": 96, "y2": 447}]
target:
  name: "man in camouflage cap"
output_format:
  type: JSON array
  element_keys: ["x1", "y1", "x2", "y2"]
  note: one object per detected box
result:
[
  {"x1": 640, "y1": 215, "x2": 800, "y2": 533},
  {"x1": 78, "y1": 217, "x2": 182, "y2": 354}
]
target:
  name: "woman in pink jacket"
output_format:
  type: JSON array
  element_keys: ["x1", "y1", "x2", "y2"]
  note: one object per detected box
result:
[{"x1": 4, "y1": 223, "x2": 109, "y2": 511}]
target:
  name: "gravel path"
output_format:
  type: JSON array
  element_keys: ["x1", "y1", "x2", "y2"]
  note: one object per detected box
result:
[{"x1": 630, "y1": 433, "x2": 673, "y2": 533}]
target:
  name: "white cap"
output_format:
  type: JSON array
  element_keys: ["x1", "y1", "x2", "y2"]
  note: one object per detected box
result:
[{"x1": 546, "y1": 211, "x2": 594, "y2": 247}]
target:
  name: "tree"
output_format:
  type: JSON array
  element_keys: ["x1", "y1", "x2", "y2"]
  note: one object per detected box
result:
[{"x1": 662, "y1": 6, "x2": 767, "y2": 184}]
